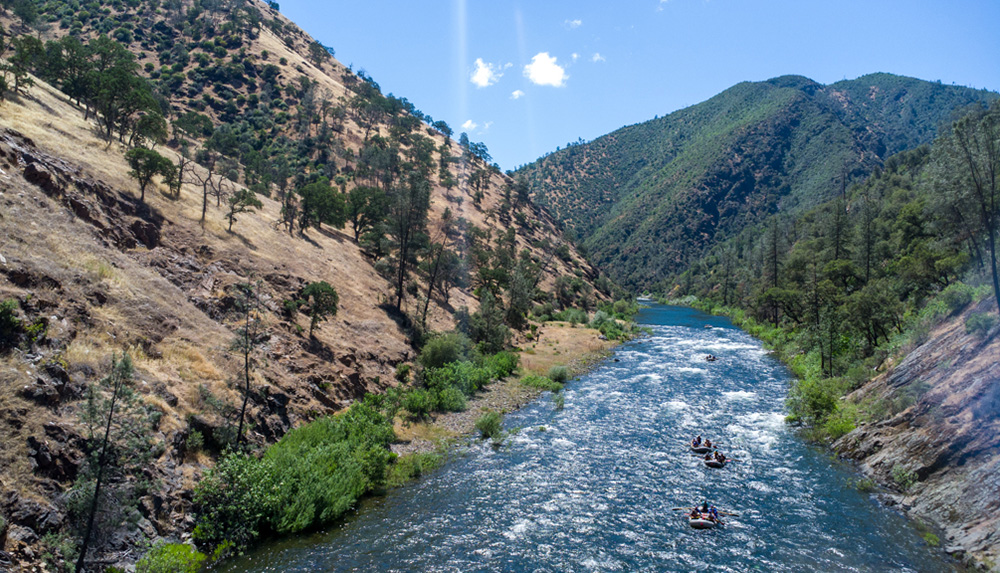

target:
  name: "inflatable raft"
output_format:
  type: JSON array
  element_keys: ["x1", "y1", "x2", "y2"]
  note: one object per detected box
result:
[
  {"x1": 704, "y1": 459, "x2": 726, "y2": 469},
  {"x1": 691, "y1": 445, "x2": 713, "y2": 454},
  {"x1": 688, "y1": 516, "x2": 718, "y2": 529}
]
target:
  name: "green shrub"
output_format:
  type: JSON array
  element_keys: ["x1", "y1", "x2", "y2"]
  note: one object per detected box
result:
[
  {"x1": 547, "y1": 365, "x2": 569, "y2": 384},
  {"x1": 435, "y1": 386, "x2": 466, "y2": 412},
  {"x1": 483, "y1": 351, "x2": 519, "y2": 378},
  {"x1": 940, "y1": 282, "x2": 974, "y2": 314},
  {"x1": 554, "y1": 308, "x2": 588, "y2": 325},
  {"x1": 891, "y1": 464, "x2": 918, "y2": 493},
  {"x1": 822, "y1": 406, "x2": 856, "y2": 440},
  {"x1": 395, "y1": 363, "x2": 411, "y2": 384},
  {"x1": 401, "y1": 389, "x2": 435, "y2": 420},
  {"x1": 520, "y1": 374, "x2": 562, "y2": 392},
  {"x1": 923, "y1": 533, "x2": 940, "y2": 547},
  {"x1": 553, "y1": 393, "x2": 565, "y2": 410},
  {"x1": 787, "y1": 377, "x2": 845, "y2": 425},
  {"x1": 475, "y1": 410, "x2": 503, "y2": 440},
  {"x1": 192, "y1": 452, "x2": 279, "y2": 550},
  {"x1": 185, "y1": 429, "x2": 204, "y2": 453},
  {"x1": 385, "y1": 452, "x2": 443, "y2": 488},
  {"x1": 966, "y1": 312, "x2": 997, "y2": 337},
  {"x1": 136, "y1": 542, "x2": 206, "y2": 573},
  {"x1": 0, "y1": 299, "x2": 22, "y2": 350},
  {"x1": 849, "y1": 477, "x2": 876, "y2": 493},
  {"x1": 419, "y1": 332, "x2": 472, "y2": 369},
  {"x1": 193, "y1": 398, "x2": 395, "y2": 551},
  {"x1": 262, "y1": 402, "x2": 393, "y2": 535}
]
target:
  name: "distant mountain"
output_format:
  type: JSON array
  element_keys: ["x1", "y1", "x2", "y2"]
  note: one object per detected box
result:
[{"x1": 518, "y1": 73, "x2": 998, "y2": 289}]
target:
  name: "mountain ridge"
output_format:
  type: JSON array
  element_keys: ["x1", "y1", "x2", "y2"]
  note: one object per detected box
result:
[{"x1": 519, "y1": 72, "x2": 997, "y2": 289}]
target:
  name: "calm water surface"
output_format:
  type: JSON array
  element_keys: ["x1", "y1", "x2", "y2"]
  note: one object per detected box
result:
[{"x1": 222, "y1": 305, "x2": 956, "y2": 572}]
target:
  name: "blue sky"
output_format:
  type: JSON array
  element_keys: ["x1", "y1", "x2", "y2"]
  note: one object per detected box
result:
[{"x1": 277, "y1": 0, "x2": 1000, "y2": 171}]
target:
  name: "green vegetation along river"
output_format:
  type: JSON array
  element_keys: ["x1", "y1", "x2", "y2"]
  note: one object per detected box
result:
[{"x1": 221, "y1": 304, "x2": 957, "y2": 572}]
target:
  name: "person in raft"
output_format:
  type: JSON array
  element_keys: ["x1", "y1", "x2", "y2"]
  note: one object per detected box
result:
[
  {"x1": 714, "y1": 451, "x2": 726, "y2": 463},
  {"x1": 704, "y1": 452, "x2": 713, "y2": 461},
  {"x1": 704, "y1": 438, "x2": 713, "y2": 449},
  {"x1": 692, "y1": 435, "x2": 702, "y2": 447}
]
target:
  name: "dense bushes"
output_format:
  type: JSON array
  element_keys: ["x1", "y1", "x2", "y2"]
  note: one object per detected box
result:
[
  {"x1": 418, "y1": 332, "x2": 472, "y2": 369},
  {"x1": 402, "y1": 350, "x2": 520, "y2": 418},
  {"x1": 192, "y1": 397, "x2": 395, "y2": 552}
]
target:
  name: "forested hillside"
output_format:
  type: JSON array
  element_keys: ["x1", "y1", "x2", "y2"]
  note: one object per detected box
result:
[
  {"x1": 519, "y1": 74, "x2": 997, "y2": 289},
  {"x1": 0, "y1": 1, "x2": 628, "y2": 570}
]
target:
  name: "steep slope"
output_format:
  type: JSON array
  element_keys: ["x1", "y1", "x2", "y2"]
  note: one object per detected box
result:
[
  {"x1": 833, "y1": 299, "x2": 1000, "y2": 568},
  {"x1": 0, "y1": 3, "x2": 609, "y2": 569},
  {"x1": 519, "y1": 74, "x2": 997, "y2": 289}
]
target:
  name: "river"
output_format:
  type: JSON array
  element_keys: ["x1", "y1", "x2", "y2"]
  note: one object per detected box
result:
[{"x1": 221, "y1": 304, "x2": 957, "y2": 572}]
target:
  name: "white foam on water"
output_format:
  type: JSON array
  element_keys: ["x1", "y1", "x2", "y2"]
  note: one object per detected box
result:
[
  {"x1": 722, "y1": 390, "x2": 757, "y2": 400},
  {"x1": 676, "y1": 367, "x2": 708, "y2": 375},
  {"x1": 664, "y1": 400, "x2": 689, "y2": 410},
  {"x1": 504, "y1": 518, "x2": 532, "y2": 540},
  {"x1": 553, "y1": 438, "x2": 576, "y2": 449}
]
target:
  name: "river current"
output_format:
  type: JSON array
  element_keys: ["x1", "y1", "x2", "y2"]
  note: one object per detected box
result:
[{"x1": 222, "y1": 304, "x2": 956, "y2": 572}]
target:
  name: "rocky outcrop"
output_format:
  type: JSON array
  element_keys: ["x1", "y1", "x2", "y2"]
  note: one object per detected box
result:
[
  {"x1": 834, "y1": 298, "x2": 1000, "y2": 569},
  {"x1": 0, "y1": 128, "x2": 164, "y2": 251}
]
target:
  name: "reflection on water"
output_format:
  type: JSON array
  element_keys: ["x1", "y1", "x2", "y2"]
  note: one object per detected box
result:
[{"x1": 222, "y1": 305, "x2": 956, "y2": 573}]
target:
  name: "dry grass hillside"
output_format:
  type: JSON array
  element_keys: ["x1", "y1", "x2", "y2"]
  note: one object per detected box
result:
[{"x1": 0, "y1": 7, "x2": 608, "y2": 565}]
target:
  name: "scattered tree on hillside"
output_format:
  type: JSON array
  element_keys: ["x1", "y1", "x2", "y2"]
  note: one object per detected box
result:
[
  {"x1": 226, "y1": 187, "x2": 264, "y2": 231},
  {"x1": 230, "y1": 281, "x2": 265, "y2": 448},
  {"x1": 301, "y1": 281, "x2": 339, "y2": 338},
  {"x1": 126, "y1": 147, "x2": 175, "y2": 202},
  {"x1": 73, "y1": 353, "x2": 159, "y2": 573},
  {"x1": 297, "y1": 177, "x2": 346, "y2": 235}
]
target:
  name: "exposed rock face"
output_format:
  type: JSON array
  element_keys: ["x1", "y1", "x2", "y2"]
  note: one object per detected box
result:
[
  {"x1": 0, "y1": 128, "x2": 164, "y2": 251},
  {"x1": 834, "y1": 299, "x2": 1000, "y2": 569}
]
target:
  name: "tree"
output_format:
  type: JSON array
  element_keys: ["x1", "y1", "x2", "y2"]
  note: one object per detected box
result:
[
  {"x1": 346, "y1": 185, "x2": 387, "y2": 241},
  {"x1": 226, "y1": 188, "x2": 263, "y2": 231},
  {"x1": 387, "y1": 171, "x2": 431, "y2": 310},
  {"x1": 74, "y1": 353, "x2": 158, "y2": 573},
  {"x1": 301, "y1": 281, "x2": 339, "y2": 337},
  {"x1": 86, "y1": 36, "x2": 151, "y2": 142},
  {"x1": 932, "y1": 103, "x2": 1000, "y2": 315},
  {"x1": 188, "y1": 160, "x2": 219, "y2": 227},
  {"x1": 126, "y1": 147, "x2": 175, "y2": 202},
  {"x1": 470, "y1": 289, "x2": 509, "y2": 354},
  {"x1": 297, "y1": 177, "x2": 346, "y2": 234},
  {"x1": 231, "y1": 281, "x2": 265, "y2": 448},
  {"x1": 8, "y1": 35, "x2": 42, "y2": 94}
]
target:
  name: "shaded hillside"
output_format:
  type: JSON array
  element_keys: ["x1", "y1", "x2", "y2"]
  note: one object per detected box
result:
[{"x1": 519, "y1": 74, "x2": 997, "y2": 289}]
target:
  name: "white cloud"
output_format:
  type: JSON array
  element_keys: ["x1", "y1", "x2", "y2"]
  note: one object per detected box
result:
[
  {"x1": 462, "y1": 119, "x2": 478, "y2": 130},
  {"x1": 592, "y1": 53, "x2": 606, "y2": 62},
  {"x1": 572, "y1": 53, "x2": 580, "y2": 62},
  {"x1": 656, "y1": 0, "x2": 669, "y2": 12},
  {"x1": 524, "y1": 52, "x2": 568, "y2": 87},
  {"x1": 470, "y1": 58, "x2": 503, "y2": 88},
  {"x1": 510, "y1": 90, "x2": 525, "y2": 100},
  {"x1": 566, "y1": 19, "x2": 582, "y2": 29},
  {"x1": 484, "y1": 121, "x2": 494, "y2": 130}
]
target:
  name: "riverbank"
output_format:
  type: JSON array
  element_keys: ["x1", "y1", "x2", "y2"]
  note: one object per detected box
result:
[
  {"x1": 666, "y1": 295, "x2": 999, "y2": 570},
  {"x1": 391, "y1": 321, "x2": 615, "y2": 456},
  {"x1": 217, "y1": 303, "x2": 958, "y2": 572}
]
